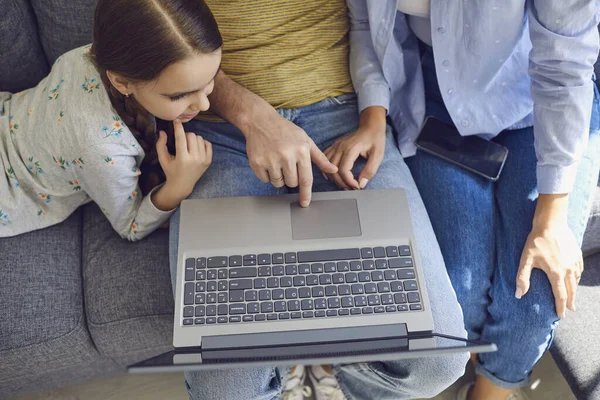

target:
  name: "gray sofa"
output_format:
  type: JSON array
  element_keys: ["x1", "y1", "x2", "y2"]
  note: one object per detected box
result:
[{"x1": 0, "y1": 1, "x2": 599, "y2": 399}]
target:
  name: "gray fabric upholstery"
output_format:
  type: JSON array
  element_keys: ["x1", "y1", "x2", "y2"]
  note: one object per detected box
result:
[
  {"x1": 82, "y1": 204, "x2": 173, "y2": 364},
  {"x1": 0, "y1": 0, "x2": 49, "y2": 92}
]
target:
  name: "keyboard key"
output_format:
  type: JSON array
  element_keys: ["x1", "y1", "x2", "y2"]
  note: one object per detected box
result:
[
  {"x1": 364, "y1": 283, "x2": 377, "y2": 294},
  {"x1": 245, "y1": 290, "x2": 258, "y2": 301},
  {"x1": 229, "y1": 267, "x2": 257, "y2": 278},
  {"x1": 267, "y1": 277, "x2": 279, "y2": 288},
  {"x1": 394, "y1": 293, "x2": 407, "y2": 304},
  {"x1": 397, "y1": 269, "x2": 416, "y2": 280},
  {"x1": 185, "y1": 264, "x2": 195, "y2": 281},
  {"x1": 273, "y1": 265, "x2": 285, "y2": 276},
  {"x1": 218, "y1": 281, "x2": 227, "y2": 291},
  {"x1": 248, "y1": 303, "x2": 260, "y2": 313},
  {"x1": 389, "y1": 258, "x2": 413, "y2": 268},
  {"x1": 362, "y1": 260, "x2": 375, "y2": 270},
  {"x1": 291, "y1": 312, "x2": 302, "y2": 319},
  {"x1": 374, "y1": 306, "x2": 385, "y2": 313},
  {"x1": 258, "y1": 266, "x2": 272, "y2": 277},
  {"x1": 301, "y1": 299, "x2": 314, "y2": 310},
  {"x1": 381, "y1": 294, "x2": 394, "y2": 305},
  {"x1": 229, "y1": 279, "x2": 252, "y2": 290},
  {"x1": 195, "y1": 318, "x2": 206, "y2": 324},
  {"x1": 337, "y1": 261, "x2": 350, "y2": 272},
  {"x1": 196, "y1": 271, "x2": 206, "y2": 281},
  {"x1": 361, "y1": 247, "x2": 374, "y2": 258},
  {"x1": 243, "y1": 254, "x2": 256, "y2": 261},
  {"x1": 285, "y1": 288, "x2": 298, "y2": 299},
  {"x1": 338, "y1": 285, "x2": 351, "y2": 295},
  {"x1": 345, "y1": 272, "x2": 358, "y2": 283},
  {"x1": 195, "y1": 305, "x2": 205, "y2": 317},
  {"x1": 229, "y1": 304, "x2": 246, "y2": 314},
  {"x1": 311, "y1": 263, "x2": 324, "y2": 273},
  {"x1": 338, "y1": 309, "x2": 350, "y2": 316},
  {"x1": 351, "y1": 284, "x2": 364, "y2": 294},
  {"x1": 350, "y1": 261, "x2": 362, "y2": 271},
  {"x1": 206, "y1": 293, "x2": 217, "y2": 304},
  {"x1": 186, "y1": 258, "x2": 195, "y2": 269},
  {"x1": 368, "y1": 295, "x2": 380, "y2": 306},
  {"x1": 280, "y1": 277, "x2": 293, "y2": 287},
  {"x1": 384, "y1": 270, "x2": 396, "y2": 281},
  {"x1": 272, "y1": 289, "x2": 284, "y2": 300},
  {"x1": 183, "y1": 306, "x2": 194, "y2": 318},
  {"x1": 327, "y1": 310, "x2": 337, "y2": 316},
  {"x1": 391, "y1": 281, "x2": 404, "y2": 292},
  {"x1": 217, "y1": 316, "x2": 228, "y2": 323},
  {"x1": 306, "y1": 275, "x2": 319, "y2": 285},
  {"x1": 325, "y1": 286, "x2": 338, "y2": 296},
  {"x1": 314, "y1": 298, "x2": 327, "y2": 309},
  {"x1": 183, "y1": 318, "x2": 194, "y2": 325},
  {"x1": 408, "y1": 292, "x2": 421, "y2": 303},
  {"x1": 207, "y1": 270, "x2": 217, "y2": 280},
  {"x1": 184, "y1": 283, "x2": 194, "y2": 305},
  {"x1": 386, "y1": 246, "x2": 399, "y2": 257},
  {"x1": 303, "y1": 311, "x2": 314, "y2": 318},
  {"x1": 254, "y1": 278, "x2": 266, "y2": 289},
  {"x1": 274, "y1": 301, "x2": 287, "y2": 312},
  {"x1": 373, "y1": 247, "x2": 386, "y2": 258},
  {"x1": 243, "y1": 315, "x2": 254, "y2": 322},
  {"x1": 315, "y1": 310, "x2": 326, "y2": 317},
  {"x1": 286, "y1": 265, "x2": 298, "y2": 275},
  {"x1": 229, "y1": 255, "x2": 242, "y2": 267},
  {"x1": 319, "y1": 274, "x2": 332, "y2": 285},
  {"x1": 324, "y1": 263, "x2": 336, "y2": 273},
  {"x1": 358, "y1": 272, "x2": 371, "y2": 282},
  {"x1": 218, "y1": 269, "x2": 227, "y2": 279},
  {"x1": 288, "y1": 300, "x2": 301, "y2": 311},
  {"x1": 354, "y1": 296, "x2": 367, "y2": 306},
  {"x1": 229, "y1": 316, "x2": 241, "y2": 323},
  {"x1": 362, "y1": 307, "x2": 374, "y2": 314},
  {"x1": 398, "y1": 245, "x2": 411, "y2": 256},
  {"x1": 195, "y1": 293, "x2": 205, "y2": 304},
  {"x1": 255, "y1": 314, "x2": 266, "y2": 321},
  {"x1": 299, "y1": 287, "x2": 311, "y2": 298},
  {"x1": 259, "y1": 290, "x2": 271, "y2": 300},
  {"x1": 261, "y1": 302, "x2": 273, "y2": 313},
  {"x1": 208, "y1": 256, "x2": 227, "y2": 268},
  {"x1": 332, "y1": 273, "x2": 345, "y2": 284},
  {"x1": 218, "y1": 293, "x2": 228, "y2": 303},
  {"x1": 404, "y1": 280, "x2": 418, "y2": 291},
  {"x1": 377, "y1": 282, "x2": 391, "y2": 293},
  {"x1": 258, "y1": 254, "x2": 271, "y2": 265},
  {"x1": 298, "y1": 248, "x2": 360, "y2": 263},
  {"x1": 206, "y1": 305, "x2": 216, "y2": 316},
  {"x1": 312, "y1": 286, "x2": 325, "y2": 297},
  {"x1": 272, "y1": 253, "x2": 284, "y2": 264},
  {"x1": 293, "y1": 276, "x2": 306, "y2": 286},
  {"x1": 285, "y1": 252, "x2": 297, "y2": 263},
  {"x1": 341, "y1": 296, "x2": 353, "y2": 308},
  {"x1": 218, "y1": 304, "x2": 228, "y2": 315},
  {"x1": 375, "y1": 259, "x2": 388, "y2": 269},
  {"x1": 298, "y1": 264, "x2": 311, "y2": 274},
  {"x1": 197, "y1": 258, "x2": 207, "y2": 268},
  {"x1": 279, "y1": 313, "x2": 290, "y2": 320},
  {"x1": 207, "y1": 281, "x2": 217, "y2": 292},
  {"x1": 371, "y1": 271, "x2": 384, "y2": 281},
  {"x1": 386, "y1": 305, "x2": 397, "y2": 312},
  {"x1": 410, "y1": 304, "x2": 422, "y2": 311},
  {"x1": 206, "y1": 317, "x2": 217, "y2": 324},
  {"x1": 195, "y1": 282, "x2": 206, "y2": 292}
]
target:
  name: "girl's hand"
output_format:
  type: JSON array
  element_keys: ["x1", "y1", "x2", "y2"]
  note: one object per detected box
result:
[{"x1": 515, "y1": 194, "x2": 583, "y2": 319}]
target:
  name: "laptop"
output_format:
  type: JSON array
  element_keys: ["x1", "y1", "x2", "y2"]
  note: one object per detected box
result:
[{"x1": 129, "y1": 189, "x2": 495, "y2": 373}]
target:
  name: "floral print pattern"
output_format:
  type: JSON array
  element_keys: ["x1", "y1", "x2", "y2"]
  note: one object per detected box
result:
[
  {"x1": 104, "y1": 156, "x2": 116, "y2": 166},
  {"x1": 128, "y1": 191, "x2": 138, "y2": 201},
  {"x1": 53, "y1": 156, "x2": 71, "y2": 170},
  {"x1": 69, "y1": 180, "x2": 82, "y2": 191},
  {"x1": 0, "y1": 210, "x2": 11, "y2": 226},
  {"x1": 131, "y1": 220, "x2": 138, "y2": 232},
  {"x1": 9, "y1": 116, "x2": 19, "y2": 134},
  {"x1": 38, "y1": 193, "x2": 52, "y2": 203},
  {"x1": 72, "y1": 158, "x2": 85, "y2": 169},
  {"x1": 37, "y1": 209, "x2": 47, "y2": 217},
  {"x1": 6, "y1": 168, "x2": 19, "y2": 188},
  {"x1": 57, "y1": 111, "x2": 64, "y2": 125},
  {"x1": 27, "y1": 157, "x2": 44, "y2": 175},
  {"x1": 81, "y1": 77, "x2": 101, "y2": 93},
  {"x1": 48, "y1": 79, "x2": 65, "y2": 101},
  {"x1": 102, "y1": 116, "x2": 124, "y2": 139}
]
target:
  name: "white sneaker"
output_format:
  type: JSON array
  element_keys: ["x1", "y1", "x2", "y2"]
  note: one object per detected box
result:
[
  {"x1": 456, "y1": 382, "x2": 530, "y2": 400},
  {"x1": 308, "y1": 365, "x2": 347, "y2": 400},
  {"x1": 282, "y1": 365, "x2": 312, "y2": 400}
]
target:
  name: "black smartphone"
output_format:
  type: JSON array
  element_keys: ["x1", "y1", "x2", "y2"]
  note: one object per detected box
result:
[{"x1": 415, "y1": 117, "x2": 508, "y2": 181}]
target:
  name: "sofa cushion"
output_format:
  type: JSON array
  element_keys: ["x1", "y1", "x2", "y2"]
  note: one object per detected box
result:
[
  {"x1": 583, "y1": 184, "x2": 600, "y2": 256},
  {"x1": 29, "y1": 0, "x2": 98, "y2": 64},
  {"x1": 0, "y1": 0, "x2": 49, "y2": 92},
  {"x1": 0, "y1": 211, "x2": 101, "y2": 390},
  {"x1": 82, "y1": 204, "x2": 173, "y2": 364},
  {"x1": 551, "y1": 252, "x2": 600, "y2": 400}
]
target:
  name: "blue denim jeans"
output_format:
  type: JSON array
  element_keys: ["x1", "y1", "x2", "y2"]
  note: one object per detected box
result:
[
  {"x1": 406, "y1": 47, "x2": 600, "y2": 389},
  {"x1": 169, "y1": 94, "x2": 469, "y2": 400}
]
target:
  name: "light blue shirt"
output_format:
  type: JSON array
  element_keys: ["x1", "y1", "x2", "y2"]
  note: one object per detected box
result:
[{"x1": 348, "y1": 0, "x2": 599, "y2": 194}]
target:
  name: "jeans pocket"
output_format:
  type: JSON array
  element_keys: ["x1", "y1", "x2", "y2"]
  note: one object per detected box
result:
[{"x1": 328, "y1": 93, "x2": 358, "y2": 106}]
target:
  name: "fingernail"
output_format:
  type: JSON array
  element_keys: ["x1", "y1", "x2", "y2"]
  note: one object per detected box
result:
[
  {"x1": 175, "y1": 119, "x2": 181, "y2": 124},
  {"x1": 515, "y1": 287, "x2": 523, "y2": 299},
  {"x1": 359, "y1": 178, "x2": 368, "y2": 189},
  {"x1": 300, "y1": 200, "x2": 309, "y2": 208}
]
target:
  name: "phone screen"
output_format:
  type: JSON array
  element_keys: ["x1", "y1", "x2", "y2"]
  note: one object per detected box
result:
[{"x1": 416, "y1": 117, "x2": 508, "y2": 181}]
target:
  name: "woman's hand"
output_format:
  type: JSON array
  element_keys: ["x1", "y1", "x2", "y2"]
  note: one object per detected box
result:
[
  {"x1": 152, "y1": 120, "x2": 212, "y2": 211},
  {"x1": 323, "y1": 106, "x2": 386, "y2": 190},
  {"x1": 516, "y1": 194, "x2": 583, "y2": 319}
]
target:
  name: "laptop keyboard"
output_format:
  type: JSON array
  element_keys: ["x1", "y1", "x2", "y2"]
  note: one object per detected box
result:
[{"x1": 181, "y1": 246, "x2": 422, "y2": 326}]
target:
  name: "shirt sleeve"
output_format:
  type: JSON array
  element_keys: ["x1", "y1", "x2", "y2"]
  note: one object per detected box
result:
[
  {"x1": 74, "y1": 143, "x2": 174, "y2": 241},
  {"x1": 347, "y1": 0, "x2": 392, "y2": 114},
  {"x1": 528, "y1": 1, "x2": 599, "y2": 194}
]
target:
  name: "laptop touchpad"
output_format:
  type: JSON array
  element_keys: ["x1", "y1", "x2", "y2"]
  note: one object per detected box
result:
[{"x1": 290, "y1": 199, "x2": 362, "y2": 240}]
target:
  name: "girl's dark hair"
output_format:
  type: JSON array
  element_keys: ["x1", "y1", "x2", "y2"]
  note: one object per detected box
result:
[{"x1": 90, "y1": 0, "x2": 222, "y2": 194}]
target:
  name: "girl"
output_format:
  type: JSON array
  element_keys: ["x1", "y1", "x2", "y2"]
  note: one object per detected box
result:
[{"x1": 0, "y1": 0, "x2": 222, "y2": 240}]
